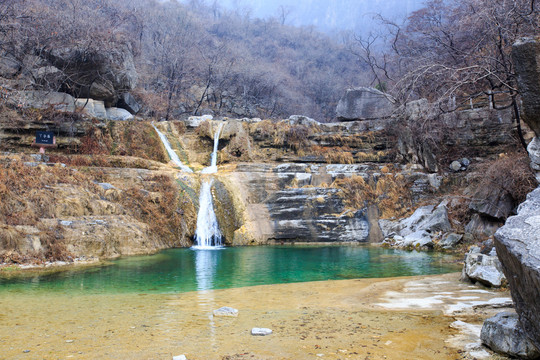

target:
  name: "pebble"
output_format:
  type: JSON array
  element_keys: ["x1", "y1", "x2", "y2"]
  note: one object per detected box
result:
[
  {"x1": 23, "y1": 350, "x2": 30, "y2": 353},
  {"x1": 213, "y1": 306, "x2": 238, "y2": 317},
  {"x1": 65, "y1": 340, "x2": 74, "y2": 343},
  {"x1": 251, "y1": 328, "x2": 272, "y2": 336},
  {"x1": 173, "y1": 355, "x2": 187, "y2": 360}
]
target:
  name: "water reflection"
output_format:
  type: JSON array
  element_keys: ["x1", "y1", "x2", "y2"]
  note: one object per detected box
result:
[{"x1": 0, "y1": 246, "x2": 460, "y2": 294}]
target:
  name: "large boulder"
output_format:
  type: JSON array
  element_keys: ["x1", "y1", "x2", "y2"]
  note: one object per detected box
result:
[
  {"x1": 481, "y1": 312, "x2": 540, "y2": 359},
  {"x1": 495, "y1": 187, "x2": 540, "y2": 349},
  {"x1": 469, "y1": 186, "x2": 514, "y2": 220},
  {"x1": 461, "y1": 248, "x2": 506, "y2": 287},
  {"x1": 512, "y1": 38, "x2": 540, "y2": 136},
  {"x1": 336, "y1": 87, "x2": 395, "y2": 121},
  {"x1": 45, "y1": 45, "x2": 137, "y2": 106}
]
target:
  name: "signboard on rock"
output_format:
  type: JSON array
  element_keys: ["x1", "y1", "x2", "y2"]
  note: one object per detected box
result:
[{"x1": 35, "y1": 131, "x2": 55, "y2": 145}]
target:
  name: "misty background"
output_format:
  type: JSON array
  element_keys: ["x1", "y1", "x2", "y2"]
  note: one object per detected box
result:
[{"x1": 208, "y1": 0, "x2": 424, "y2": 33}]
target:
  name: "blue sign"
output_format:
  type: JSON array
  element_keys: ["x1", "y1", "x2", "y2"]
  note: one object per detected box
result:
[{"x1": 35, "y1": 131, "x2": 54, "y2": 145}]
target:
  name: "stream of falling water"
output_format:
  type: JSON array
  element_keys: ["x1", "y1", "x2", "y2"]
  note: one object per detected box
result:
[
  {"x1": 193, "y1": 122, "x2": 225, "y2": 249},
  {"x1": 152, "y1": 124, "x2": 193, "y2": 173}
]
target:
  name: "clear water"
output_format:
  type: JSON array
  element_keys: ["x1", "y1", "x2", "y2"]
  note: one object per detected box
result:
[{"x1": 0, "y1": 246, "x2": 459, "y2": 295}]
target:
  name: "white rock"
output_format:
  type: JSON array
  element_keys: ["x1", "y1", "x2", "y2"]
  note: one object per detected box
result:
[
  {"x1": 251, "y1": 328, "x2": 272, "y2": 336},
  {"x1": 173, "y1": 355, "x2": 187, "y2": 360}
]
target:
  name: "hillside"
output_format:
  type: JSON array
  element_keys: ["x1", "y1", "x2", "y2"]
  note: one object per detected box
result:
[{"x1": 0, "y1": 0, "x2": 370, "y2": 122}]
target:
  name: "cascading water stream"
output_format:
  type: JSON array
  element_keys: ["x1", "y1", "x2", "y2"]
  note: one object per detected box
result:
[
  {"x1": 193, "y1": 121, "x2": 225, "y2": 249},
  {"x1": 152, "y1": 124, "x2": 193, "y2": 173},
  {"x1": 200, "y1": 122, "x2": 224, "y2": 175}
]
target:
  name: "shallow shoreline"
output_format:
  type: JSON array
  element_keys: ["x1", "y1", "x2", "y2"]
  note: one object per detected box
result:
[{"x1": 0, "y1": 273, "x2": 510, "y2": 359}]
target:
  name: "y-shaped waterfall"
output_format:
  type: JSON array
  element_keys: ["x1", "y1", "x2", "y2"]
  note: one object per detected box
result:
[
  {"x1": 193, "y1": 122, "x2": 225, "y2": 249},
  {"x1": 152, "y1": 124, "x2": 193, "y2": 173}
]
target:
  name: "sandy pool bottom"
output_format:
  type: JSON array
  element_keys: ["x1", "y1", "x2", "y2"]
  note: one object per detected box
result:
[{"x1": 0, "y1": 273, "x2": 510, "y2": 360}]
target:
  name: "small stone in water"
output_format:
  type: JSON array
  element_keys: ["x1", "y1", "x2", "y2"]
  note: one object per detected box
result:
[
  {"x1": 251, "y1": 328, "x2": 272, "y2": 336},
  {"x1": 213, "y1": 306, "x2": 238, "y2": 317}
]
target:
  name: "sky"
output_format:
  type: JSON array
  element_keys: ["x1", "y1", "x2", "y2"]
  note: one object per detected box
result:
[{"x1": 213, "y1": 0, "x2": 425, "y2": 34}]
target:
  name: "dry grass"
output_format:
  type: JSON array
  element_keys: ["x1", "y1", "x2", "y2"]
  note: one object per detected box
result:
[
  {"x1": 250, "y1": 120, "x2": 320, "y2": 153},
  {"x1": 117, "y1": 174, "x2": 196, "y2": 247},
  {"x1": 311, "y1": 146, "x2": 354, "y2": 164},
  {"x1": 475, "y1": 152, "x2": 536, "y2": 206},
  {"x1": 332, "y1": 170, "x2": 412, "y2": 219}
]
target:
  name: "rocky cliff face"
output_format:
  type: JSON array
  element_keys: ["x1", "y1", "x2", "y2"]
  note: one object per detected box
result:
[
  {"x1": 487, "y1": 37, "x2": 540, "y2": 353},
  {"x1": 495, "y1": 189, "x2": 540, "y2": 350}
]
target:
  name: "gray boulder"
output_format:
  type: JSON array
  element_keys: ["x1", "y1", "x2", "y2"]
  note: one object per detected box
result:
[
  {"x1": 9, "y1": 90, "x2": 75, "y2": 112},
  {"x1": 439, "y1": 233, "x2": 463, "y2": 249},
  {"x1": 481, "y1": 312, "x2": 540, "y2": 359},
  {"x1": 336, "y1": 87, "x2": 395, "y2": 121},
  {"x1": 186, "y1": 115, "x2": 213, "y2": 128},
  {"x1": 288, "y1": 115, "x2": 319, "y2": 126},
  {"x1": 461, "y1": 250, "x2": 506, "y2": 287},
  {"x1": 512, "y1": 38, "x2": 540, "y2": 136},
  {"x1": 495, "y1": 187, "x2": 540, "y2": 350},
  {"x1": 383, "y1": 204, "x2": 451, "y2": 238},
  {"x1": 470, "y1": 186, "x2": 514, "y2": 220},
  {"x1": 105, "y1": 107, "x2": 133, "y2": 121},
  {"x1": 75, "y1": 99, "x2": 107, "y2": 119}
]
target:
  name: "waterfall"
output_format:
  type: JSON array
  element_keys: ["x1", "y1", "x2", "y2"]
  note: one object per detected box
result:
[
  {"x1": 152, "y1": 124, "x2": 193, "y2": 173},
  {"x1": 200, "y1": 122, "x2": 224, "y2": 175},
  {"x1": 193, "y1": 180, "x2": 223, "y2": 249},
  {"x1": 194, "y1": 121, "x2": 225, "y2": 249}
]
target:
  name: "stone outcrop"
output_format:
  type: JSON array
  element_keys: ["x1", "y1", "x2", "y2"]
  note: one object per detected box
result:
[
  {"x1": 481, "y1": 312, "x2": 540, "y2": 359},
  {"x1": 398, "y1": 106, "x2": 515, "y2": 173},
  {"x1": 495, "y1": 187, "x2": 540, "y2": 349},
  {"x1": 45, "y1": 45, "x2": 137, "y2": 106},
  {"x1": 336, "y1": 87, "x2": 395, "y2": 121},
  {"x1": 223, "y1": 163, "x2": 383, "y2": 244},
  {"x1": 512, "y1": 38, "x2": 540, "y2": 136},
  {"x1": 469, "y1": 185, "x2": 514, "y2": 220}
]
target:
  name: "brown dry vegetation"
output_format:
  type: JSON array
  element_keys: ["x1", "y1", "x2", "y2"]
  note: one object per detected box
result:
[
  {"x1": 78, "y1": 121, "x2": 167, "y2": 162},
  {"x1": 311, "y1": 146, "x2": 354, "y2": 164},
  {"x1": 475, "y1": 152, "x2": 537, "y2": 207},
  {"x1": 332, "y1": 169, "x2": 413, "y2": 219},
  {"x1": 249, "y1": 120, "x2": 320, "y2": 153},
  {"x1": 0, "y1": 159, "x2": 196, "y2": 263}
]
